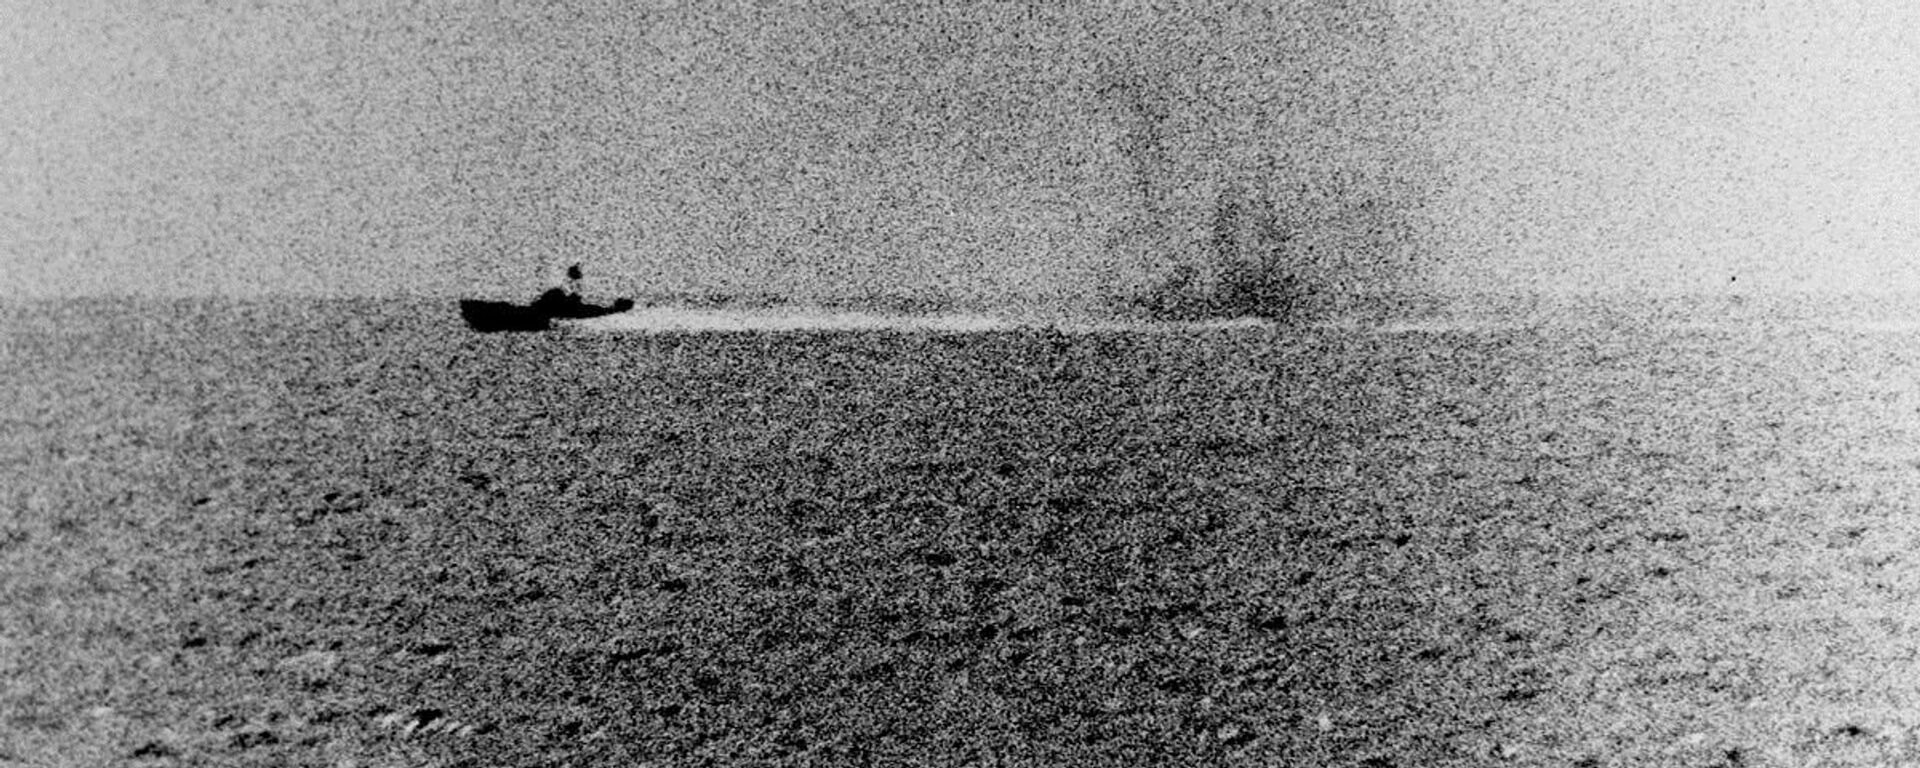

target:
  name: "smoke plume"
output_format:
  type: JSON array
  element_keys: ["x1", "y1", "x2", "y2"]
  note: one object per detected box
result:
[{"x1": 1088, "y1": 3, "x2": 1431, "y2": 322}]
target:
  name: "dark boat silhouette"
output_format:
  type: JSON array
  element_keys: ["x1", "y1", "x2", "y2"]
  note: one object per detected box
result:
[{"x1": 460, "y1": 289, "x2": 635, "y2": 333}]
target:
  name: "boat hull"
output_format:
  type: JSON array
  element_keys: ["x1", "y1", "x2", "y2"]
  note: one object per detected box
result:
[
  {"x1": 459, "y1": 297, "x2": 636, "y2": 333},
  {"x1": 460, "y1": 300, "x2": 552, "y2": 333}
]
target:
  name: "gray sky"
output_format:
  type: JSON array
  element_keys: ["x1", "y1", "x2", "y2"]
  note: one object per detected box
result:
[{"x1": 3, "y1": 1, "x2": 1916, "y2": 299}]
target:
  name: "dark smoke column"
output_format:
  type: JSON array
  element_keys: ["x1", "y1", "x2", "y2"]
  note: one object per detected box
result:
[{"x1": 1087, "y1": 3, "x2": 1435, "y2": 321}]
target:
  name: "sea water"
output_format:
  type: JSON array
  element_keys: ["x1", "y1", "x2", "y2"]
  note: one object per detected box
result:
[{"x1": 5, "y1": 294, "x2": 1920, "y2": 764}]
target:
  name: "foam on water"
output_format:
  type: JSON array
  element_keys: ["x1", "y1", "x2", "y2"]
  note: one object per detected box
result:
[
  {"x1": 1355, "y1": 318, "x2": 1542, "y2": 334},
  {"x1": 577, "y1": 306, "x2": 1008, "y2": 333},
  {"x1": 571, "y1": 306, "x2": 1276, "y2": 334}
]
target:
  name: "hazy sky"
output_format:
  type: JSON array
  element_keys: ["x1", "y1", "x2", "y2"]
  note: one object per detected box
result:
[{"x1": 3, "y1": 1, "x2": 1916, "y2": 299}]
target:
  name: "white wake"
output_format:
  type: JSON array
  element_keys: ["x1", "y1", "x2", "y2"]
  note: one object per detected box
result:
[{"x1": 568, "y1": 306, "x2": 1276, "y2": 334}]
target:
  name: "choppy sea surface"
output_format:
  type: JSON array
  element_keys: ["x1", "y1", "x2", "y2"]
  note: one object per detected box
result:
[{"x1": 5, "y1": 293, "x2": 1920, "y2": 765}]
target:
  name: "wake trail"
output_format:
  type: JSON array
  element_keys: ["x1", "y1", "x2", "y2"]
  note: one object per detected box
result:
[{"x1": 572, "y1": 306, "x2": 1274, "y2": 334}]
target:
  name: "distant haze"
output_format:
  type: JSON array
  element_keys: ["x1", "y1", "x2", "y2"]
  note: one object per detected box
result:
[{"x1": 3, "y1": 2, "x2": 1916, "y2": 300}]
